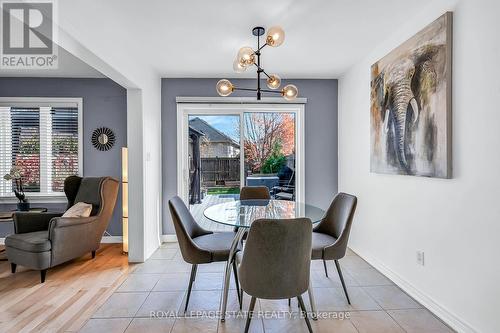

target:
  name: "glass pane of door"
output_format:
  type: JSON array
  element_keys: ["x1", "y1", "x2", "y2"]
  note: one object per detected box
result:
[
  {"x1": 187, "y1": 115, "x2": 241, "y2": 208},
  {"x1": 243, "y1": 112, "x2": 296, "y2": 201}
]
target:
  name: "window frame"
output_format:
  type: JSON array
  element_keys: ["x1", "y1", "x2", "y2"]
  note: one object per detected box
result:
[{"x1": 0, "y1": 97, "x2": 83, "y2": 203}]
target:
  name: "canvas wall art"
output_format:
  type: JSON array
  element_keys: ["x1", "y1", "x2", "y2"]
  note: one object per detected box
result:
[{"x1": 370, "y1": 12, "x2": 452, "y2": 178}]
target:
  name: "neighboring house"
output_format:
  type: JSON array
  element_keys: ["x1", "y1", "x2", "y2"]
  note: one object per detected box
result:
[{"x1": 189, "y1": 117, "x2": 240, "y2": 158}]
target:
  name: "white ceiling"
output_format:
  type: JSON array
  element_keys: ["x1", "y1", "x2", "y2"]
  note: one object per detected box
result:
[
  {"x1": 4, "y1": 0, "x2": 435, "y2": 79},
  {"x1": 111, "y1": 0, "x2": 434, "y2": 78}
]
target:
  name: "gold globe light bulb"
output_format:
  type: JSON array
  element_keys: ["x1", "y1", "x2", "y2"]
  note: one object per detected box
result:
[
  {"x1": 266, "y1": 26, "x2": 285, "y2": 47},
  {"x1": 233, "y1": 59, "x2": 246, "y2": 73},
  {"x1": 216, "y1": 79, "x2": 234, "y2": 97},
  {"x1": 282, "y1": 84, "x2": 298, "y2": 100},
  {"x1": 266, "y1": 74, "x2": 281, "y2": 90},
  {"x1": 237, "y1": 46, "x2": 255, "y2": 67}
]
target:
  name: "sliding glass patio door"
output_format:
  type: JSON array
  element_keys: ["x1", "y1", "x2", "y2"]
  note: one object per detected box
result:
[
  {"x1": 177, "y1": 103, "x2": 304, "y2": 219},
  {"x1": 243, "y1": 112, "x2": 296, "y2": 201},
  {"x1": 187, "y1": 114, "x2": 241, "y2": 205}
]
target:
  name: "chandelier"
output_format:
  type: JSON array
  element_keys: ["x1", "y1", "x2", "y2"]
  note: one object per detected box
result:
[{"x1": 216, "y1": 26, "x2": 298, "y2": 101}]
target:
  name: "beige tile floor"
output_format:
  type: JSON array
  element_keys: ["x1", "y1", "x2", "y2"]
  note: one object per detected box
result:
[{"x1": 80, "y1": 243, "x2": 455, "y2": 333}]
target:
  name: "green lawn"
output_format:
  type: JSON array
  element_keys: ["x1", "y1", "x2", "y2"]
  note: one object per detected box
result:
[{"x1": 207, "y1": 187, "x2": 241, "y2": 195}]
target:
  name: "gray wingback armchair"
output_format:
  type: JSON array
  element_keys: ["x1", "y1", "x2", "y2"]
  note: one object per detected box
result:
[{"x1": 5, "y1": 176, "x2": 119, "y2": 283}]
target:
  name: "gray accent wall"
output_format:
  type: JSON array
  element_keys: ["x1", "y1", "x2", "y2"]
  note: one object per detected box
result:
[
  {"x1": 161, "y1": 78, "x2": 338, "y2": 234},
  {"x1": 0, "y1": 77, "x2": 126, "y2": 237}
]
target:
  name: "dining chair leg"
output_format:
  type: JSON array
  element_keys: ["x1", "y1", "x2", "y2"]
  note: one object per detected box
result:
[
  {"x1": 244, "y1": 296, "x2": 257, "y2": 333},
  {"x1": 334, "y1": 260, "x2": 350, "y2": 304},
  {"x1": 193, "y1": 264, "x2": 197, "y2": 282},
  {"x1": 185, "y1": 264, "x2": 198, "y2": 312},
  {"x1": 307, "y1": 282, "x2": 317, "y2": 320},
  {"x1": 323, "y1": 259, "x2": 329, "y2": 277},
  {"x1": 297, "y1": 295, "x2": 313, "y2": 333},
  {"x1": 232, "y1": 260, "x2": 242, "y2": 309}
]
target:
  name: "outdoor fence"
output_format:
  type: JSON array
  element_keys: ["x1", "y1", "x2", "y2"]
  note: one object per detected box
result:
[{"x1": 200, "y1": 157, "x2": 240, "y2": 186}]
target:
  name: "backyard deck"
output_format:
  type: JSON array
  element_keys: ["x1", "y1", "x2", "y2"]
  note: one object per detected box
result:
[{"x1": 190, "y1": 194, "x2": 236, "y2": 231}]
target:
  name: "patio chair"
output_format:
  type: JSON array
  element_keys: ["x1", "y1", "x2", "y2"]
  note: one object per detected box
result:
[{"x1": 272, "y1": 166, "x2": 295, "y2": 200}]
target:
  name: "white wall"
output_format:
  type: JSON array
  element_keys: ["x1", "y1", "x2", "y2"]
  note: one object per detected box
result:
[
  {"x1": 56, "y1": 1, "x2": 163, "y2": 262},
  {"x1": 338, "y1": 1, "x2": 500, "y2": 332}
]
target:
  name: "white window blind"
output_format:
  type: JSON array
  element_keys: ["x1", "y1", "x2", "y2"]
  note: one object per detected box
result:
[
  {"x1": 0, "y1": 99, "x2": 82, "y2": 197},
  {"x1": 50, "y1": 107, "x2": 79, "y2": 192}
]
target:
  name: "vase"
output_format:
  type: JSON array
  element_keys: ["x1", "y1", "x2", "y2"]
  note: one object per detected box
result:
[{"x1": 17, "y1": 202, "x2": 30, "y2": 211}]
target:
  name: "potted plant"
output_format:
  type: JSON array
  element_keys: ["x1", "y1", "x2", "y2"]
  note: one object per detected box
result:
[{"x1": 4, "y1": 166, "x2": 30, "y2": 211}]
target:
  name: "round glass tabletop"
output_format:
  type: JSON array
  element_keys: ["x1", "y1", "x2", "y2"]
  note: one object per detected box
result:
[{"x1": 203, "y1": 199, "x2": 325, "y2": 228}]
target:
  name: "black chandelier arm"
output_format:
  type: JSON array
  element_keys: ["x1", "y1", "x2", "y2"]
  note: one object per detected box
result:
[
  {"x1": 232, "y1": 87, "x2": 258, "y2": 92},
  {"x1": 257, "y1": 43, "x2": 267, "y2": 52},
  {"x1": 232, "y1": 87, "x2": 282, "y2": 94},
  {"x1": 252, "y1": 63, "x2": 271, "y2": 79},
  {"x1": 260, "y1": 89, "x2": 282, "y2": 94}
]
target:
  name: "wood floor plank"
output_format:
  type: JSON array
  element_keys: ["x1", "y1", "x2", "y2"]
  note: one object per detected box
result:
[{"x1": 0, "y1": 244, "x2": 133, "y2": 333}]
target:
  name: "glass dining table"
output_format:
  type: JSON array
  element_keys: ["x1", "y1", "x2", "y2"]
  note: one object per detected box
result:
[{"x1": 203, "y1": 199, "x2": 326, "y2": 321}]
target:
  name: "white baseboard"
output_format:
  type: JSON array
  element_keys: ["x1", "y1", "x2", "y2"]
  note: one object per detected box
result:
[
  {"x1": 160, "y1": 234, "x2": 177, "y2": 243},
  {"x1": 352, "y1": 247, "x2": 477, "y2": 333},
  {"x1": 101, "y1": 236, "x2": 123, "y2": 243},
  {"x1": 2, "y1": 235, "x2": 175, "y2": 245},
  {"x1": 1, "y1": 236, "x2": 122, "y2": 245}
]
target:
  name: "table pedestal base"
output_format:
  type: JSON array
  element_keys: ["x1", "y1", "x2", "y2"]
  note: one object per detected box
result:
[{"x1": 220, "y1": 227, "x2": 245, "y2": 322}]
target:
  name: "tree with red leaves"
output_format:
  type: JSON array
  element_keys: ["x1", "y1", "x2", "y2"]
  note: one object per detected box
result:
[{"x1": 243, "y1": 113, "x2": 295, "y2": 173}]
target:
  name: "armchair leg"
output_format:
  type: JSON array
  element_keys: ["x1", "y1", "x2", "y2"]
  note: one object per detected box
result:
[
  {"x1": 40, "y1": 270, "x2": 47, "y2": 283},
  {"x1": 334, "y1": 260, "x2": 350, "y2": 304},
  {"x1": 232, "y1": 260, "x2": 242, "y2": 309},
  {"x1": 244, "y1": 296, "x2": 256, "y2": 333},
  {"x1": 323, "y1": 259, "x2": 329, "y2": 277},
  {"x1": 91, "y1": 251, "x2": 96, "y2": 259},
  {"x1": 184, "y1": 264, "x2": 197, "y2": 312},
  {"x1": 297, "y1": 295, "x2": 313, "y2": 333},
  {"x1": 11, "y1": 263, "x2": 17, "y2": 273}
]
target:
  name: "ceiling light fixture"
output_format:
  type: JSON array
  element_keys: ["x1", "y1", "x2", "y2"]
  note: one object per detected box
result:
[{"x1": 216, "y1": 26, "x2": 298, "y2": 101}]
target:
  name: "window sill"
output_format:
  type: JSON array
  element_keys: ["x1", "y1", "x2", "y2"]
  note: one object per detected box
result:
[{"x1": 0, "y1": 195, "x2": 67, "y2": 204}]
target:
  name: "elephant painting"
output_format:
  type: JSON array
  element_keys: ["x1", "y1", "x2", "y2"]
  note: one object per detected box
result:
[{"x1": 370, "y1": 12, "x2": 452, "y2": 178}]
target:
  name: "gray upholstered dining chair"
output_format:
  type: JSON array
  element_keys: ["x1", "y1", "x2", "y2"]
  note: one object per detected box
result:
[
  {"x1": 168, "y1": 196, "x2": 241, "y2": 311},
  {"x1": 312, "y1": 192, "x2": 357, "y2": 304},
  {"x1": 238, "y1": 218, "x2": 313, "y2": 333},
  {"x1": 6, "y1": 176, "x2": 119, "y2": 283},
  {"x1": 235, "y1": 186, "x2": 271, "y2": 236},
  {"x1": 240, "y1": 186, "x2": 271, "y2": 200}
]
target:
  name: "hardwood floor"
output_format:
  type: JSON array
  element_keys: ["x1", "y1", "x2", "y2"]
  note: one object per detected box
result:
[{"x1": 0, "y1": 244, "x2": 133, "y2": 333}]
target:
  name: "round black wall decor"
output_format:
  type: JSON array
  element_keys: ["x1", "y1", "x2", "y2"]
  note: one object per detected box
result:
[{"x1": 91, "y1": 127, "x2": 116, "y2": 151}]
